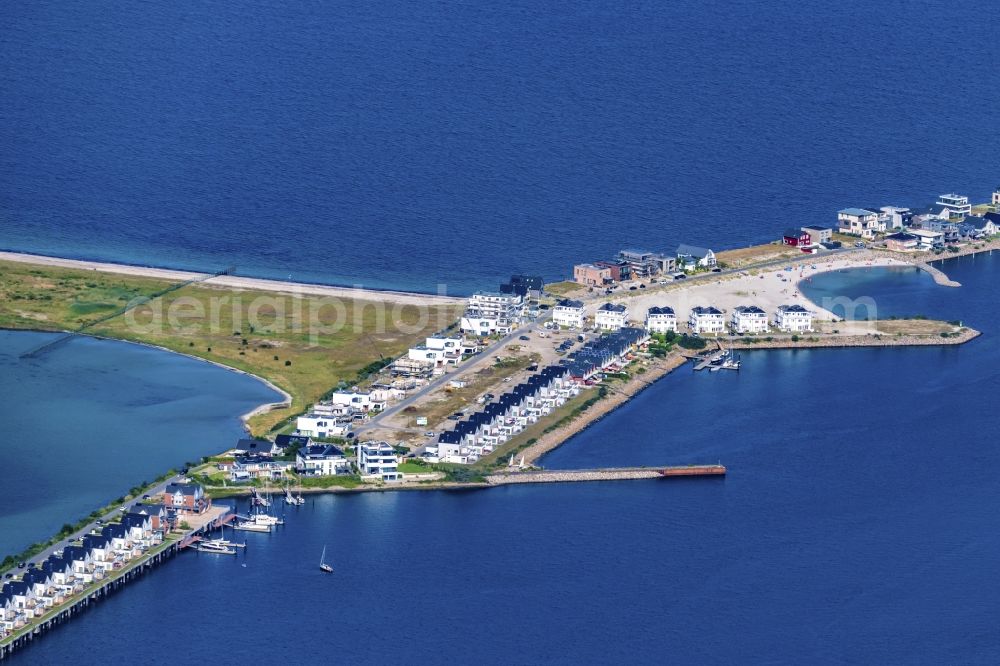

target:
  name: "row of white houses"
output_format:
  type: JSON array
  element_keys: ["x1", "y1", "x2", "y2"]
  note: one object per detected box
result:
[
  {"x1": 553, "y1": 300, "x2": 814, "y2": 335},
  {"x1": 1, "y1": 506, "x2": 166, "y2": 638},
  {"x1": 427, "y1": 366, "x2": 580, "y2": 464}
]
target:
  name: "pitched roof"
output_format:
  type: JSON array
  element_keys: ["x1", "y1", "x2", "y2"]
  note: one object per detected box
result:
[
  {"x1": 734, "y1": 305, "x2": 766, "y2": 314},
  {"x1": 234, "y1": 438, "x2": 274, "y2": 454},
  {"x1": 676, "y1": 244, "x2": 712, "y2": 258},
  {"x1": 274, "y1": 434, "x2": 311, "y2": 449},
  {"x1": 647, "y1": 306, "x2": 675, "y2": 316},
  {"x1": 598, "y1": 303, "x2": 626, "y2": 313},
  {"x1": 690, "y1": 306, "x2": 723, "y2": 316},
  {"x1": 556, "y1": 299, "x2": 584, "y2": 309}
]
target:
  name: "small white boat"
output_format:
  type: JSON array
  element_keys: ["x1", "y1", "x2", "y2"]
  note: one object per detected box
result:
[
  {"x1": 233, "y1": 520, "x2": 270, "y2": 533},
  {"x1": 195, "y1": 542, "x2": 236, "y2": 555}
]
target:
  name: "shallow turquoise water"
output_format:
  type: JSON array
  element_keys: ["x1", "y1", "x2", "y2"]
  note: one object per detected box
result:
[{"x1": 0, "y1": 330, "x2": 280, "y2": 557}]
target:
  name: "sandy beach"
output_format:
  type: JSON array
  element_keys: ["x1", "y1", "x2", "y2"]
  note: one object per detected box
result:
[
  {"x1": 0, "y1": 251, "x2": 464, "y2": 306},
  {"x1": 589, "y1": 251, "x2": 914, "y2": 334}
]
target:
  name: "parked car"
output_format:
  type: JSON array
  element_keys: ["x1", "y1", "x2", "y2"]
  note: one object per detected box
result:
[
  {"x1": 518, "y1": 335, "x2": 530, "y2": 341},
  {"x1": 16, "y1": 562, "x2": 26, "y2": 569}
]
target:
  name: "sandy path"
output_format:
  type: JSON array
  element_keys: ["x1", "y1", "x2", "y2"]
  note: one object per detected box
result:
[{"x1": 0, "y1": 251, "x2": 464, "y2": 306}]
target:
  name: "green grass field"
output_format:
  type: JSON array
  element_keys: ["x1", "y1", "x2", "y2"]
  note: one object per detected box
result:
[{"x1": 0, "y1": 259, "x2": 463, "y2": 435}]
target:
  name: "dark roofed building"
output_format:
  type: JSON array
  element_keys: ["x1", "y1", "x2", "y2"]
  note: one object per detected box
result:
[{"x1": 233, "y1": 438, "x2": 281, "y2": 457}]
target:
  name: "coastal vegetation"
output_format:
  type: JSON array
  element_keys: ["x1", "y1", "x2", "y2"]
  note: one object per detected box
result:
[{"x1": 0, "y1": 259, "x2": 463, "y2": 434}]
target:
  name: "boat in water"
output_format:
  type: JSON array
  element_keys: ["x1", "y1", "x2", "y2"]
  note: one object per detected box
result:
[
  {"x1": 319, "y1": 545, "x2": 333, "y2": 573},
  {"x1": 233, "y1": 519, "x2": 271, "y2": 533},
  {"x1": 195, "y1": 541, "x2": 236, "y2": 555}
]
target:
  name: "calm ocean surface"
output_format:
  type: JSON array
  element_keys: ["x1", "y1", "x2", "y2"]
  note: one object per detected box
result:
[
  {"x1": 2, "y1": 0, "x2": 1000, "y2": 293},
  {"x1": 0, "y1": 331, "x2": 280, "y2": 558},
  {"x1": 7, "y1": 254, "x2": 1000, "y2": 665}
]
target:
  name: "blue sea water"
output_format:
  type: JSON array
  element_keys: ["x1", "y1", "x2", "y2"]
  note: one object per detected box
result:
[
  {"x1": 0, "y1": 330, "x2": 280, "y2": 558},
  {"x1": 2, "y1": 0, "x2": 1000, "y2": 293},
  {"x1": 8, "y1": 253, "x2": 1000, "y2": 665}
]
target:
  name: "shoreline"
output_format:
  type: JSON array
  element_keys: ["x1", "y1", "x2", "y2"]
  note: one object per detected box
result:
[{"x1": 0, "y1": 250, "x2": 464, "y2": 306}]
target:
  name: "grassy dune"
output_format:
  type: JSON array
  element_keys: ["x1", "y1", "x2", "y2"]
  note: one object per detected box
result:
[{"x1": 0, "y1": 259, "x2": 463, "y2": 435}]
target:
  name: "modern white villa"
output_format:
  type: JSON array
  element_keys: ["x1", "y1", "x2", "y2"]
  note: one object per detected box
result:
[{"x1": 357, "y1": 442, "x2": 400, "y2": 481}]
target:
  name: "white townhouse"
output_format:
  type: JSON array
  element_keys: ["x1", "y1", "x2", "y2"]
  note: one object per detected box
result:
[
  {"x1": 460, "y1": 292, "x2": 524, "y2": 336},
  {"x1": 731, "y1": 305, "x2": 769, "y2": 334},
  {"x1": 552, "y1": 299, "x2": 585, "y2": 328},
  {"x1": 688, "y1": 306, "x2": 725, "y2": 335},
  {"x1": 357, "y1": 442, "x2": 400, "y2": 481},
  {"x1": 645, "y1": 306, "x2": 677, "y2": 334},
  {"x1": 594, "y1": 303, "x2": 628, "y2": 331},
  {"x1": 774, "y1": 304, "x2": 814, "y2": 332}
]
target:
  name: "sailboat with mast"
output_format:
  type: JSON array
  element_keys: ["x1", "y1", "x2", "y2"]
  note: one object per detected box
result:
[{"x1": 319, "y1": 545, "x2": 333, "y2": 573}]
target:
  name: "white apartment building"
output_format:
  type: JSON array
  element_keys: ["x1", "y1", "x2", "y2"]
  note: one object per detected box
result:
[
  {"x1": 460, "y1": 292, "x2": 524, "y2": 336},
  {"x1": 731, "y1": 305, "x2": 769, "y2": 334},
  {"x1": 773, "y1": 304, "x2": 814, "y2": 333},
  {"x1": 594, "y1": 302, "x2": 628, "y2": 331},
  {"x1": 688, "y1": 306, "x2": 725, "y2": 334},
  {"x1": 552, "y1": 299, "x2": 585, "y2": 328},
  {"x1": 645, "y1": 306, "x2": 677, "y2": 334},
  {"x1": 357, "y1": 442, "x2": 400, "y2": 481}
]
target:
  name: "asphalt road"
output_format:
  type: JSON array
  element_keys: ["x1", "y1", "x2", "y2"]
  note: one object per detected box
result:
[{"x1": 356, "y1": 310, "x2": 553, "y2": 436}]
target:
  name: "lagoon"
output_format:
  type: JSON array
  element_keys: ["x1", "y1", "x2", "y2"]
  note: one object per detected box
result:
[{"x1": 0, "y1": 330, "x2": 280, "y2": 558}]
